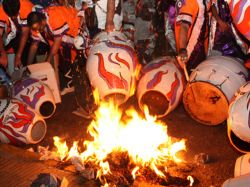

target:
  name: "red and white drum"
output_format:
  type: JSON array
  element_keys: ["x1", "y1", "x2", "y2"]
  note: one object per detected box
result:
[
  {"x1": 87, "y1": 31, "x2": 139, "y2": 105},
  {"x1": 226, "y1": 0, "x2": 250, "y2": 41},
  {"x1": 12, "y1": 77, "x2": 56, "y2": 119},
  {"x1": 0, "y1": 99, "x2": 46, "y2": 145},
  {"x1": 137, "y1": 56, "x2": 185, "y2": 118},
  {"x1": 228, "y1": 81, "x2": 250, "y2": 153},
  {"x1": 183, "y1": 56, "x2": 248, "y2": 125}
]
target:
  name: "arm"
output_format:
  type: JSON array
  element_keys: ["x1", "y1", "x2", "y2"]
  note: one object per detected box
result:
[
  {"x1": 177, "y1": 22, "x2": 189, "y2": 67},
  {"x1": 27, "y1": 41, "x2": 39, "y2": 65},
  {"x1": 46, "y1": 36, "x2": 62, "y2": 63},
  {"x1": 105, "y1": 0, "x2": 116, "y2": 32},
  {"x1": 211, "y1": 4, "x2": 230, "y2": 32},
  {"x1": 0, "y1": 27, "x2": 8, "y2": 68},
  {"x1": 14, "y1": 26, "x2": 30, "y2": 67}
]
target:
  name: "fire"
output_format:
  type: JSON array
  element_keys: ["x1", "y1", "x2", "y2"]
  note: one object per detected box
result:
[{"x1": 52, "y1": 99, "x2": 186, "y2": 184}]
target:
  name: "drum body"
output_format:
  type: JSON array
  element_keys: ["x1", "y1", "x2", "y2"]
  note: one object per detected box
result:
[
  {"x1": 183, "y1": 56, "x2": 248, "y2": 125},
  {"x1": 0, "y1": 99, "x2": 46, "y2": 145},
  {"x1": 12, "y1": 77, "x2": 56, "y2": 119},
  {"x1": 87, "y1": 31, "x2": 139, "y2": 105},
  {"x1": 227, "y1": 0, "x2": 250, "y2": 41},
  {"x1": 27, "y1": 62, "x2": 61, "y2": 104},
  {"x1": 137, "y1": 56, "x2": 185, "y2": 117},
  {"x1": 228, "y1": 81, "x2": 250, "y2": 153}
]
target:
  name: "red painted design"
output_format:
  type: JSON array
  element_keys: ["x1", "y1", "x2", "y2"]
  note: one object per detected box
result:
[
  {"x1": 115, "y1": 53, "x2": 130, "y2": 70},
  {"x1": 166, "y1": 72, "x2": 180, "y2": 105},
  {"x1": 147, "y1": 71, "x2": 168, "y2": 89},
  {"x1": 96, "y1": 53, "x2": 128, "y2": 90}
]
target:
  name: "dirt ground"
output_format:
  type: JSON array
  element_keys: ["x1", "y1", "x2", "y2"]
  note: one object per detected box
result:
[{"x1": 8, "y1": 92, "x2": 240, "y2": 187}]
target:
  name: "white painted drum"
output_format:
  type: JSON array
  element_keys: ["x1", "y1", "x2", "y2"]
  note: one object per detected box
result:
[
  {"x1": 87, "y1": 31, "x2": 139, "y2": 105},
  {"x1": 234, "y1": 153, "x2": 250, "y2": 177},
  {"x1": 0, "y1": 99, "x2": 46, "y2": 145},
  {"x1": 183, "y1": 56, "x2": 248, "y2": 125},
  {"x1": 137, "y1": 56, "x2": 185, "y2": 118},
  {"x1": 12, "y1": 77, "x2": 56, "y2": 119},
  {"x1": 27, "y1": 62, "x2": 61, "y2": 104},
  {"x1": 228, "y1": 81, "x2": 250, "y2": 153}
]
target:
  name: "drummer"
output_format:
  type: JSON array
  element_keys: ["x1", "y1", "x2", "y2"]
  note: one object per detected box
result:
[{"x1": 175, "y1": 0, "x2": 211, "y2": 74}]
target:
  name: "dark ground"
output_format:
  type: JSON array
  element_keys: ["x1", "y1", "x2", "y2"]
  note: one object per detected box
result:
[{"x1": 0, "y1": 92, "x2": 241, "y2": 187}]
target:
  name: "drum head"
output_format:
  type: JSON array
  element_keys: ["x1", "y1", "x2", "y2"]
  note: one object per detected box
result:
[{"x1": 183, "y1": 82, "x2": 228, "y2": 125}]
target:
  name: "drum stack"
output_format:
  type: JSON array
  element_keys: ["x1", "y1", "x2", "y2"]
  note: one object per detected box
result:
[
  {"x1": 0, "y1": 63, "x2": 59, "y2": 145},
  {"x1": 183, "y1": 56, "x2": 248, "y2": 125},
  {"x1": 86, "y1": 31, "x2": 139, "y2": 105}
]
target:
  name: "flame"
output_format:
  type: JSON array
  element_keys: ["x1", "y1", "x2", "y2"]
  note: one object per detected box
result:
[
  {"x1": 187, "y1": 175, "x2": 194, "y2": 186},
  {"x1": 52, "y1": 96, "x2": 186, "y2": 184}
]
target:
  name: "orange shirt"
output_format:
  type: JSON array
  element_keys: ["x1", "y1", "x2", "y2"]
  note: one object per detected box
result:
[
  {"x1": 0, "y1": 0, "x2": 33, "y2": 46},
  {"x1": 46, "y1": 6, "x2": 80, "y2": 39},
  {"x1": 175, "y1": 0, "x2": 211, "y2": 57},
  {"x1": 0, "y1": 0, "x2": 33, "y2": 29}
]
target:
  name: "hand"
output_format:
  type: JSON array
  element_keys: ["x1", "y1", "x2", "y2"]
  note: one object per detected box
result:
[
  {"x1": 218, "y1": 20, "x2": 230, "y2": 32},
  {"x1": 0, "y1": 51, "x2": 8, "y2": 68},
  {"x1": 177, "y1": 48, "x2": 188, "y2": 69},
  {"x1": 105, "y1": 21, "x2": 115, "y2": 33},
  {"x1": 14, "y1": 54, "x2": 22, "y2": 68}
]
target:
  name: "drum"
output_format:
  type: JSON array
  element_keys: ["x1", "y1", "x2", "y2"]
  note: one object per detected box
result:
[
  {"x1": 12, "y1": 77, "x2": 56, "y2": 119},
  {"x1": 183, "y1": 56, "x2": 248, "y2": 125},
  {"x1": 27, "y1": 62, "x2": 61, "y2": 104},
  {"x1": 0, "y1": 99, "x2": 46, "y2": 145},
  {"x1": 235, "y1": 153, "x2": 250, "y2": 177},
  {"x1": 228, "y1": 81, "x2": 250, "y2": 153},
  {"x1": 227, "y1": 0, "x2": 250, "y2": 41},
  {"x1": 137, "y1": 56, "x2": 185, "y2": 118},
  {"x1": 87, "y1": 31, "x2": 139, "y2": 105}
]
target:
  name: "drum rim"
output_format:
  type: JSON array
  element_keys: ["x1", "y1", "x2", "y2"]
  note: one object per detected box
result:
[{"x1": 183, "y1": 81, "x2": 229, "y2": 125}]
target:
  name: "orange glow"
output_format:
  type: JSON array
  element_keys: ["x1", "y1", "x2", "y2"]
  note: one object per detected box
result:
[{"x1": 53, "y1": 98, "x2": 186, "y2": 184}]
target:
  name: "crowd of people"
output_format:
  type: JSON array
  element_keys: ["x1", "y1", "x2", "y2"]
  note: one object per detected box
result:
[{"x1": 0, "y1": 0, "x2": 249, "y2": 118}]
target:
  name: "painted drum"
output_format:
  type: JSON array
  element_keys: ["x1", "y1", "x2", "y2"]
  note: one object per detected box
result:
[
  {"x1": 27, "y1": 62, "x2": 61, "y2": 104},
  {"x1": 234, "y1": 153, "x2": 250, "y2": 177},
  {"x1": 226, "y1": 0, "x2": 250, "y2": 41},
  {"x1": 12, "y1": 77, "x2": 56, "y2": 119},
  {"x1": 222, "y1": 173, "x2": 250, "y2": 187},
  {"x1": 0, "y1": 99, "x2": 46, "y2": 145},
  {"x1": 183, "y1": 56, "x2": 248, "y2": 125},
  {"x1": 228, "y1": 82, "x2": 250, "y2": 153},
  {"x1": 137, "y1": 56, "x2": 185, "y2": 118},
  {"x1": 92, "y1": 31, "x2": 134, "y2": 48},
  {"x1": 87, "y1": 31, "x2": 139, "y2": 105}
]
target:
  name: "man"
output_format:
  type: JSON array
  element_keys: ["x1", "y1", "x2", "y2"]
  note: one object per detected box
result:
[
  {"x1": 0, "y1": 0, "x2": 33, "y2": 70},
  {"x1": 95, "y1": 0, "x2": 123, "y2": 32},
  {"x1": 175, "y1": 0, "x2": 211, "y2": 73}
]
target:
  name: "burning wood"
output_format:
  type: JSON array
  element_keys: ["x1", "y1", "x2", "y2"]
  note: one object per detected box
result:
[{"x1": 40, "y1": 98, "x2": 192, "y2": 186}]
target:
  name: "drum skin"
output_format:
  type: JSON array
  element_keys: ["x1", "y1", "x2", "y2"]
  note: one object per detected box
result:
[
  {"x1": 86, "y1": 31, "x2": 139, "y2": 105},
  {"x1": 12, "y1": 77, "x2": 56, "y2": 119},
  {"x1": 228, "y1": 81, "x2": 250, "y2": 153},
  {"x1": 0, "y1": 99, "x2": 46, "y2": 145},
  {"x1": 137, "y1": 56, "x2": 185, "y2": 118},
  {"x1": 183, "y1": 56, "x2": 248, "y2": 125}
]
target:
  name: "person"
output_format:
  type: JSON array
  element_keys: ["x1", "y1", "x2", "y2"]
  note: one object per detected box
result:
[
  {"x1": 0, "y1": 0, "x2": 33, "y2": 71},
  {"x1": 164, "y1": 0, "x2": 176, "y2": 55},
  {"x1": 95, "y1": 0, "x2": 123, "y2": 32},
  {"x1": 175, "y1": 0, "x2": 211, "y2": 73},
  {"x1": 134, "y1": 0, "x2": 155, "y2": 65},
  {"x1": 122, "y1": 0, "x2": 136, "y2": 41},
  {"x1": 27, "y1": 4, "x2": 89, "y2": 94},
  {"x1": 209, "y1": 0, "x2": 247, "y2": 60}
]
